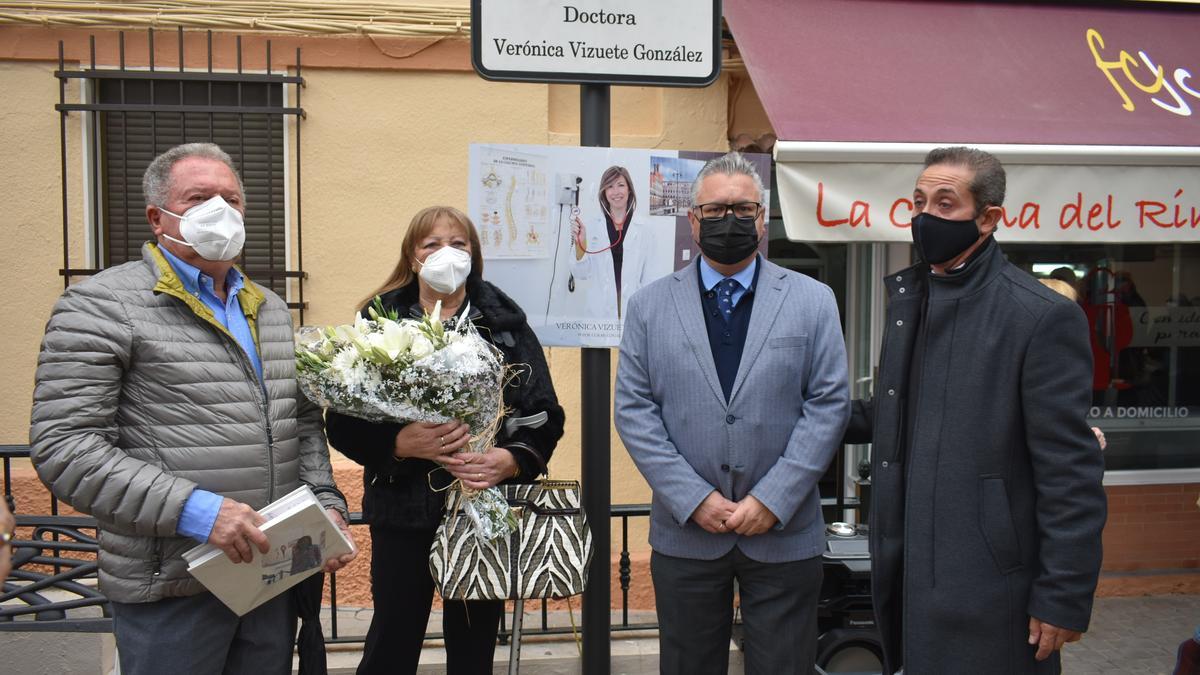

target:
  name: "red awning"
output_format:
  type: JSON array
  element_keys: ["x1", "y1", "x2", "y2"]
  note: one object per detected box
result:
[{"x1": 724, "y1": 0, "x2": 1200, "y2": 146}]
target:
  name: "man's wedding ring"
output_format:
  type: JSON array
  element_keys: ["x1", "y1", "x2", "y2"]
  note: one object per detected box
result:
[
  {"x1": 477, "y1": 473, "x2": 484, "y2": 480},
  {"x1": 439, "y1": 436, "x2": 444, "y2": 447}
]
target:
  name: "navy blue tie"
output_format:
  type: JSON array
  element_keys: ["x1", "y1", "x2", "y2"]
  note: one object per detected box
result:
[{"x1": 716, "y1": 278, "x2": 740, "y2": 323}]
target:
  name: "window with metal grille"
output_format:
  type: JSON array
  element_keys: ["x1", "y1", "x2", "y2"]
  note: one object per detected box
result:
[
  {"x1": 57, "y1": 29, "x2": 307, "y2": 318},
  {"x1": 98, "y1": 79, "x2": 286, "y2": 295}
]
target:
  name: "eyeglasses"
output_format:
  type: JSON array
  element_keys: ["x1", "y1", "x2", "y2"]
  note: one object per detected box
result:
[{"x1": 693, "y1": 201, "x2": 762, "y2": 221}]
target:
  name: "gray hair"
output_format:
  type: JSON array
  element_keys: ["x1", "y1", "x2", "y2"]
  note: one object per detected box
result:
[
  {"x1": 923, "y1": 146, "x2": 1006, "y2": 214},
  {"x1": 690, "y1": 151, "x2": 765, "y2": 206},
  {"x1": 142, "y1": 142, "x2": 244, "y2": 208}
]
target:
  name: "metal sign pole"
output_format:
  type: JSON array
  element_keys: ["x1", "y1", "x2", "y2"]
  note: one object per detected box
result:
[{"x1": 580, "y1": 81, "x2": 612, "y2": 675}]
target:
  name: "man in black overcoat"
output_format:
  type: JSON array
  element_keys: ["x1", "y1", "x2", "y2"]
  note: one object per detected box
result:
[{"x1": 846, "y1": 147, "x2": 1107, "y2": 674}]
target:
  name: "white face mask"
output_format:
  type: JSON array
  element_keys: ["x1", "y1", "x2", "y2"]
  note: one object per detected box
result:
[
  {"x1": 418, "y1": 245, "x2": 472, "y2": 294},
  {"x1": 160, "y1": 195, "x2": 246, "y2": 262}
]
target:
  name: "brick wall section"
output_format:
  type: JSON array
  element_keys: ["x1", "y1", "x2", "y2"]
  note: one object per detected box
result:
[{"x1": 1102, "y1": 484, "x2": 1200, "y2": 572}]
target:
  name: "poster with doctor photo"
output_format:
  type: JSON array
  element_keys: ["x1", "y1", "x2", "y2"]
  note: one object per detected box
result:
[{"x1": 471, "y1": 144, "x2": 770, "y2": 348}]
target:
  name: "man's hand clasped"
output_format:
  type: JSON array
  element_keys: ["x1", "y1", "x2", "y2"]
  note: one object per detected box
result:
[
  {"x1": 693, "y1": 490, "x2": 736, "y2": 534},
  {"x1": 694, "y1": 490, "x2": 778, "y2": 536},
  {"x1": 724, "y1": 495, "x2": 777, "y2": 536}
]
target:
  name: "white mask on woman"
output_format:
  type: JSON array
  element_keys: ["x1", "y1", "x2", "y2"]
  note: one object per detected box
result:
[
  {"x1": 418, "y1": 245, "x2": 472, "y2": 294},
  {"x1": 160, "y1": 195, "x2": 246, "y2": 261}
]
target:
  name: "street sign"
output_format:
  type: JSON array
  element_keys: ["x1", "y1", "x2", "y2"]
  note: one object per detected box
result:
[{"x1": 471, "y1": 0, "x2": 721, "y2": 86}]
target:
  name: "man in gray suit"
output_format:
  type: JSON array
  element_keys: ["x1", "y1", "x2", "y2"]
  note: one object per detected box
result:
[{"x1": 616, "y1": 152, "x2": 850, "y2": 674}]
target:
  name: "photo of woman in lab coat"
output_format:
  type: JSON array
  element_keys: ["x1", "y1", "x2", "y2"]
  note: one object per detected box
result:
[{"x1": 569, "y1": 165, "x2": 654, "y2": 321}]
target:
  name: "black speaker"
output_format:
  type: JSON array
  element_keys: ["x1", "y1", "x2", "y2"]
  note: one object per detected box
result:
[
  {"x1": 817, "y1": 628, "x2": 885, "y2": 674},
  {"x1": 817, "y1": 524, "x2": 884, "y2": 674}
]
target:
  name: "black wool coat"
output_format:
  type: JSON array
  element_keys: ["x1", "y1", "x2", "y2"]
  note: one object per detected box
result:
[
  {"x1": 325, "y1": 278, "x2": 565, "y2": 530},
  {"x1": 846, "y1": 241, "x2": 1106, "y2": 675}
]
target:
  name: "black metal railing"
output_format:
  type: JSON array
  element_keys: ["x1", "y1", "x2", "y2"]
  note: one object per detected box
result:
[
  {"x1": 1, "y1": 445, "x2": 659, "y2": 643},
  {"x1": 1, "y1": 446, "x2": 111, "y2": 632},
  {"x1": 3, "y1": 444, "x2": 866, "y2": 645},
  {"x1": 0, "y1": 515, "x2": 111, "y2": 632}
]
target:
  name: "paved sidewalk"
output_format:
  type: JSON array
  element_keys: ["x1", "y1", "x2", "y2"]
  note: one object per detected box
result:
[
  {"x1": 1062, "y1": 594, "x2": 1198, "y2": 674},
  {"x1": 310, "y1": 593, "x2": 1199, "y2": 674}
]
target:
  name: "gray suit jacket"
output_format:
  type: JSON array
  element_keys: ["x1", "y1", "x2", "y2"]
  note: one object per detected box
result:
[{"x1": 615, "y1": 257, "x2": 850, "y2": 563}]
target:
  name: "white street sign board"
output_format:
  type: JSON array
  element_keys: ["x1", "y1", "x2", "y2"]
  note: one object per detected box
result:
[{"x1": 471, "y1": 0, "x2": 721, "y2": 86}]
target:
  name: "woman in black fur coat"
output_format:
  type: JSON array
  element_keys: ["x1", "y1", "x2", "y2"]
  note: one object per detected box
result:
[{"x1": 325, "y1": 206, "x2": 564, "y2": 675}]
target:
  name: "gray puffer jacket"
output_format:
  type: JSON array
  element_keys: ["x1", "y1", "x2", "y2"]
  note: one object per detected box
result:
[{"x1": 30, "y1": 243, "x2": 347, "y2": 603}]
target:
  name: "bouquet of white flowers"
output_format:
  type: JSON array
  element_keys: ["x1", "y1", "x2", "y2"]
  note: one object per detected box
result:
[{"x1": 295, "y1": 298, "x2": 516, "y2": 540}]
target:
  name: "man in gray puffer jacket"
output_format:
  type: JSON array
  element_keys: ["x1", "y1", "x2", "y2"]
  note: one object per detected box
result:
[{"x1": 30, "y1": 143, "x2": 354, "y2": 675}]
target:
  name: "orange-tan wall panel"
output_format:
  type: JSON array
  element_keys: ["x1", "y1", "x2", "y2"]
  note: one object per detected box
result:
[{"x1": 0, "y1": 60, "x2": 86, "y2": 444}]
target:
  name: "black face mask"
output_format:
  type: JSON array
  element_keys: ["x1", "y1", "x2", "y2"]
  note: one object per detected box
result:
[
  {"x1": 911, "y1": 212, "x2": 982, "y2": 264},
  {"x1": 698, "y1": 213, "x2": 760, "y2": 265}
]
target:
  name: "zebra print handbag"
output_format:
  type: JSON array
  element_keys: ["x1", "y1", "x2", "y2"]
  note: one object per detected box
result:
[{"x1": 429, "y1": 480, "x2": 594, "y2": 600}]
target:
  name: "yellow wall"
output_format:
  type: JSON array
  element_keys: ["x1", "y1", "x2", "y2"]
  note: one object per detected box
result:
[
  {"x1": 547, "y1": 81, "x2": 730, "y2": 150},
  {"x1": 0, "y1": 39, "x2": 734, "y2": 554},
  {"x1": 0, "y1": 60, "x2": 85, "y2": 445},
  {"x1": 299, "y1": 69, "x2": 552, "y2": 325}
]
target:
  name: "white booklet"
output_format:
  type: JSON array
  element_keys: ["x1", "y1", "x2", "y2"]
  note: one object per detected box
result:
[{"x1": 183, "y1": 485, "x2": 352, "y2": 616}]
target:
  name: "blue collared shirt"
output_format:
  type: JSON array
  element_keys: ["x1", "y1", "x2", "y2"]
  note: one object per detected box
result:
[
  {"x1": 699, "y1": 255, "x2": 758, "y2": 304},
  {"x1": 159, "y1": 245, "x2": 263, "y2": 543},
  {"x1": 159, "y1": 246, "x2": 264, "y2": 382}
]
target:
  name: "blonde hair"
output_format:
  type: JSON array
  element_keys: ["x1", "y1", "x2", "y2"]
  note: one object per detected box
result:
[
  {"x1": 1040, "y1": 278, "x2": 1079, "y2": 302},
  {"x1": 361, "y1": 206, "x2": 484, "y2": 309}
]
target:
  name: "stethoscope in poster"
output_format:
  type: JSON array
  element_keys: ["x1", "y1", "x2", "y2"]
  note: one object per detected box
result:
[{"x1": 469, "y1": 143, "x2": 770, "y2": 348}]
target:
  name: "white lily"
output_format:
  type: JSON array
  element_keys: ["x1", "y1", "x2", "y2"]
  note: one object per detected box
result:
[
  {"x1": 355, "y1": 314, "x2": 373, "y2": 335},
  {"x1": 333, "y1": 323, "x2": 364, "y2": 345},
  {"x1": 410, "y1": 334, "x2": 435, "y2": 359},
  {"x1": 429, "y1": 300, "x2": 446, "y2": 341},
  {"x1": 400, "y1": 322, "x2": 423, "y2": 342},
  {"x1": 455, "y1": 302, "x2": 472, "y2": 332},
  {"x1": 366, "y1": 319, "x2": 413, "y2": 363}
]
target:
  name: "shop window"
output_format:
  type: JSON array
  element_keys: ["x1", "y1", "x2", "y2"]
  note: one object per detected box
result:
[{"x1": 1006, "y1": 243, "x2": 1200, "y2": 472}]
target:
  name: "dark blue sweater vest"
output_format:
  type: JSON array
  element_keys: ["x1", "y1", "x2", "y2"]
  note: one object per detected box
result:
[{"x1": 697, "y1": 262, "x2": 760, "y2": 402}]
